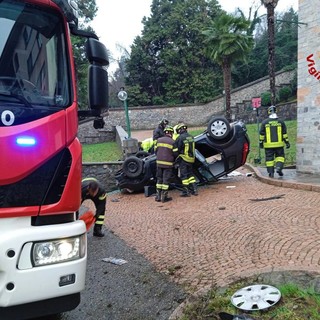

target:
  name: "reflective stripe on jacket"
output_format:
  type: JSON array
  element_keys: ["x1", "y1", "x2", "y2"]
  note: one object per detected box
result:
[
  {"x1": 175, "y1": 132, "x2": 195, "y2": 163},
  {"x1": 259, "y1": 118, "x2": 289, "y2": 148},
  {"x1": 154, "y1": 135, "x2": 175, "y2": 168}
]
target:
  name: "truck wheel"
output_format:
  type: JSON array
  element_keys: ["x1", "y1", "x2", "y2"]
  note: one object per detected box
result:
[
  {"x1": 207, "y1": 116, "x2": 231, "y2": 140},
  {"x1": 122, "y1": 156, "x2": 143, "y2": 178}
]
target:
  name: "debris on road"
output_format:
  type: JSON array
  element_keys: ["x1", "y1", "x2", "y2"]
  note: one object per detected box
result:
[
  {"x1": 249, "y1": 194, "x2": 285, "y2": 202},
  {"x1": 102, "y1": 257, "x2": 128, "y2": 265}
]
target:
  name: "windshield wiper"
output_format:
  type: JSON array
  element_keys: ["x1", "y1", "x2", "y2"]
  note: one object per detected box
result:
[{"x1": 0, "y1": 90, "x2": 33, "y2": 108}]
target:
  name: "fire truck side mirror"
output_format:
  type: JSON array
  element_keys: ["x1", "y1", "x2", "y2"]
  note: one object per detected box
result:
[{"x1": 86, "y1": 38, "x2": 109, "y2": 113}]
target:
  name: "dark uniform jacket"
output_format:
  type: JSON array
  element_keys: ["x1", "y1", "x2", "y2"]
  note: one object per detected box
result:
[
  {"x1": 154, "y1": 135, "x2": 175, "y2": 168},
  {"x1": 153, "y1": 125, "x2": 165, "y2": 140},
  {"x1": 81, "y1": 178, "x2": 106, "y2": 217},
  {"x1": 174, "y1": 132, "x2": 195, "y2": 163},
  {"x1": 259, "y1": 118, "x2": 289, "y2": 148}
]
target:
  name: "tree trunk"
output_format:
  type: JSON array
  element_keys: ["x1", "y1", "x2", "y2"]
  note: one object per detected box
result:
[
  {"x1": 222, "y1": 59, "x2": 232, "y2": 121},
  {"x1": 266, "y1": 4, "x2": 276, "y2": 105}
]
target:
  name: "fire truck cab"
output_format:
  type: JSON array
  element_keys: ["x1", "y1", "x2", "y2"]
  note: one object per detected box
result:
[{"x1": 0, "y1": 0, "x2": 109, "y2": 319}]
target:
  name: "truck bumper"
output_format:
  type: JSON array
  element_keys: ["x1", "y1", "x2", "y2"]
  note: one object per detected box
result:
[{"x1": 0, "y1": 217, "x2": 87, "y2": 317}]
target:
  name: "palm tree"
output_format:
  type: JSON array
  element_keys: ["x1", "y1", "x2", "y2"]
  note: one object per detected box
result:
[
  {"x1": 261, "y1": 0, "x2": 279, "y2": 106},
  {"x1": 202, "y1": 13, "x2": 254, "y2": 121}
]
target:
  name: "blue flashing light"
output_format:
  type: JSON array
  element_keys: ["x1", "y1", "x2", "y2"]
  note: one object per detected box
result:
[{"x1": 16, "y1": 137, "x2": 36, "y2": 146}]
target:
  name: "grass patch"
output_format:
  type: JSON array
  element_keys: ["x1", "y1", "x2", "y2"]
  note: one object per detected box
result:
[
  {"x1": 246, "y1": 120, "x2": 297, "y2": 166},
  {"x1": 82, "y1": 142, "x2": 123, "y2": 162},
  {"x1": 81, "y1": 120, "x2": 297, "y2": 164},
  {"x1": 189, "y1": 120, "x2": 297, "y2": 167},
  {"x1": 180, "y1": 280, "x2": 320, "y2": 320}
]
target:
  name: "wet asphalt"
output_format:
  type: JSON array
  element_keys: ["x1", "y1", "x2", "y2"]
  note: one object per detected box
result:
[{"x1": 34, "y1": 222, "x2": 186, "y2": 320}]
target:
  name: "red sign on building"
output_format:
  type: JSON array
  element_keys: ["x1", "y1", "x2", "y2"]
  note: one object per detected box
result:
[{"x1": 252, "y1": 97, "x2": 261, "y2": 109}]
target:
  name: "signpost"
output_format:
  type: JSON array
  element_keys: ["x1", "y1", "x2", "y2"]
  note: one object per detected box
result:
[
  {"x1": 117, "y1": 88, "x2": 131, "y2": 138},
  {"x1": 252, "y1": 97, "x2": 262, "y2": 164}
]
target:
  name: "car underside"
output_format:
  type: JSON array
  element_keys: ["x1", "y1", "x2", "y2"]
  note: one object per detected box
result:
[{"x1": 115, "y1": 116, "x2": 250, "y2": 193}]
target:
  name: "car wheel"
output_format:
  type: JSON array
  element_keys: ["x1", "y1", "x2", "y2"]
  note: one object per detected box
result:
[
  {"x1": 207, "y1": 116, "x2": 231, "y2": 140},
  {"x1": 135, "y1": 151, "x2": 150, "y2": 159},
  {"x1": 122, "y1": 156, "x2": 143, "y2": 178}
]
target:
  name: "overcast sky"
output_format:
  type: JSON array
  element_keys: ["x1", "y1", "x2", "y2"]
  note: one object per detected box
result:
[{"x1": 90, "y1": 0, "x2": 298, "y2": 73}]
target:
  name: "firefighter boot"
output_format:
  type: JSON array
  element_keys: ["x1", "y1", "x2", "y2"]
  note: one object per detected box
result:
[
  {"x1": 276, "y1": 165, "x2": 284, "y2": 176},
  {"x1": 161, "y1": 191, "x2": 172, "y2": 203},
  {"x1": 93, "y1": 224, "x2": 104, "y2": 237},
  {"x1": 155, "y1": 189, "x2": 162, "y2": 202},
  {"x1": 180, "y1": 187, "x2": 190, "y2": 197},
  {"x1": 190, "y1": 183, "x2": 198, "y2": 196},
  {"x1": 267, "y1": 167, "x2": 274, "y2": 178}
]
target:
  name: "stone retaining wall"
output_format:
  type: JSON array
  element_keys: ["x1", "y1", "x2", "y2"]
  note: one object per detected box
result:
[
  {"x1": 82, "y1": 161, "x2": 123, "y2": 193},
  {"x1": 78, "y1": 70, "x2": 296, "y2": 144}
]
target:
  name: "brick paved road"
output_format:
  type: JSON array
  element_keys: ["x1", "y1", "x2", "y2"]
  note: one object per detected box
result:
[{"x1": 105, "y1": 166, "x2": 320, "y2": 294}]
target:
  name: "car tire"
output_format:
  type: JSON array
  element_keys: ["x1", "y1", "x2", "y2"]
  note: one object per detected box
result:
[
  {"x1": 122, "y1": 156, "x2": 143, "y2": 178},
  {"x1": 207, "y1": 116, "x2": 231, "y2": 140},
  {"x1": 135, "y1": 151, "x2": 150, "y2": 158}
]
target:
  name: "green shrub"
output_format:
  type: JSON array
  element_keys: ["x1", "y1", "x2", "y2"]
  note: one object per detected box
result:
[
  {"x1": 261, "y1": 92, "x2": 271, "y2": 106},
  {"x1": 152, "y1": 96, "x2": 164, "y2": 105},
  {"x1": 278, "y1": 86, "x2": 292, "y2": 102}
]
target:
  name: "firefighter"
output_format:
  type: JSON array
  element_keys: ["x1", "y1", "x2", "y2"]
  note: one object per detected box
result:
[
  {"x1": 259, "y1": 105, "x2": 290, "y2": 178},
  {"x1": 174, "y1": 123, "x2": 198, "y2": 196},
  {"x1": 140, "y1": 137, "x2": 154, "y2": 153},
  {"x1": 81, "y1": 177, "x2": 107, "y2": 237},
  {"x1": 172, "y1": 123, "x2": 180, "y2": 140},
  {"x1": 154, "y1": 126, "x2": 176, "y2": 202},
  {"x1": 153, "y1": 118, "x2": 169, "y2": 141}
]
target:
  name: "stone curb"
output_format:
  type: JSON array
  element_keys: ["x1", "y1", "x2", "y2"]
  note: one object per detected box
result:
[{"x1": 244, "y1": 163, "x2": 320, "y2": 193}]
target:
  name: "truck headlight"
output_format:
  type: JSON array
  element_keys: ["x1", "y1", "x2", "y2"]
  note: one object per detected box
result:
[{"x1": 32, "y1": 234, "x2": 86, "y2": 267}]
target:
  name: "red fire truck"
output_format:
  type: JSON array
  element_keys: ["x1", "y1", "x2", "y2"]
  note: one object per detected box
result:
[{"x1": 0, "y1": 0, "x2": 109, "y2": 319}]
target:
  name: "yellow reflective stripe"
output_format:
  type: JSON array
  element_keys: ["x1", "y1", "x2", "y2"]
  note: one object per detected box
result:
[
  {"x1": 275, "y1": 156, "x2": 285, "y2": 163},
  {"x1": 157, "y1": 143, "x2": 173, "y2": 149},
  {"x1": 99, "y1": 193, "x2": 107, "y2": 200},
  {"x1": 266, "y1": 160, "x2": 274, "y2": 166},
  {"x1": 182, "y1": 179, "x2": 189, "y2": 185},
  {"x1": 188, "y1": 176, "x2": 196, "y2": 184},
  {"x1": 264, "y1": 142, "x2": 284, "y2": 148},
  {"x1": 180, "y1": 155, "x2": 195, "y2": 163},
  {"x1": 156, "y1": 160, "x2": 173, "y2": 166},
  {"x1": 277, "y1": 125, "x2": 282, "y2": 139},
  {"x1": 82, "y1": 177, "x2": 98, "y2": 183},
  {"x1": 266, "y1": 125, "x2": 271, "y2": 144}
]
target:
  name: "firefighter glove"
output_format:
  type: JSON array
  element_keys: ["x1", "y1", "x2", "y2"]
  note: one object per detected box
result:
[
  {"x1": 286, "y1": 141, "x2": 290, "y2": 149},
  {"x1": 259, "y1": 142, "x2": 264, "y2": 149}
]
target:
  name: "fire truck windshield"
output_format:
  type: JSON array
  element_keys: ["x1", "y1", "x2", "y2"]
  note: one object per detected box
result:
[{"x1": 0, "y1": 0, "x2": 71, "y2": 111}]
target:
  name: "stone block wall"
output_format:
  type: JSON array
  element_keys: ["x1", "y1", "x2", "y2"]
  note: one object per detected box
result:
[
  {"x1": 297, "y1": 0, "x2": 320, "y2": 174},
  {"x1": 78, "y1": 70, "x2": 295, "y2": 137},
  {"x1": 82, "y1": 162, "x2": 122, "y2": 193}
]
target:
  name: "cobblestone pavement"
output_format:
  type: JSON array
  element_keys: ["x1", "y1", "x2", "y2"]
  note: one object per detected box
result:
[{"x1": 105, "y1": 166, "x2": 320, "y2": 295}]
